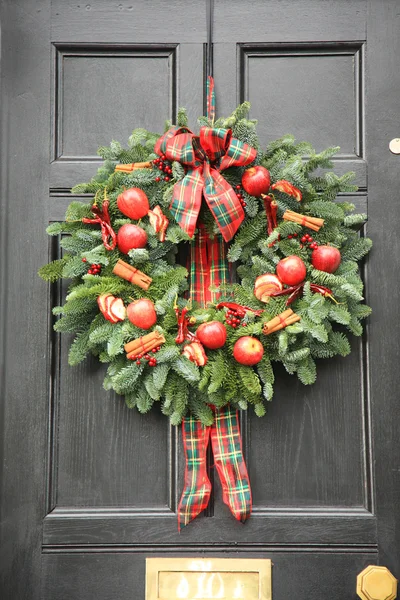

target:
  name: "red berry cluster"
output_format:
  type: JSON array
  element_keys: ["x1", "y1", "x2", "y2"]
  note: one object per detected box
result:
[
  {"x1": 153, "y1": 155, "x2": 172, "y2": 182},
  {"x1": 287, "y1": 233, "x2": 299, "y2": 240},
  {"x1": 135, "y1": 346, "x2": 162, "y2": 367},
  {"x1": 235, "y1": 184, "x2": 247, "y2": 208},
  {"x1": 82, "y1": 257, "x2": 101, "y2": 275},
  {"x1": 300, "y1": 233, "x2": 319, "y2": 250},
  {"x1": 225, "y1": 308, "x2": 247, "y2": 328}
]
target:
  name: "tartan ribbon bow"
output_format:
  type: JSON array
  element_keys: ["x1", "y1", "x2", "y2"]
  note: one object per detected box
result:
[
  {"x1": 178, "y1": 405, "x2": 252, "y2": 530},
  {"x1": 154, "y1": 126, "x2": 257, "y2": 242}
]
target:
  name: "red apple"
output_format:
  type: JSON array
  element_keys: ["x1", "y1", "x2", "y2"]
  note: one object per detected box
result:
[
  {"x1": 127, "y1": 298, "x2": 157, "y2": 329},
  {"x1": 254, "y1": 273, "x2": 283, "y2": 302},
  {"x1": 117, "y1": 223, "x2": 148, "y2": 254},
  {"x1": 233, "y1": 336, "x2": 264, "y2": 366},
  {"x1": 241, "y1": 166, "x2": 271, "y2": 197},
  {"x1": 117, "y1": 187, "x2": 150, "y2": 220},
  {"x1": 276, "y1": 255, "x2": 307, "y2": 286},
  {"x1": 311, "y1": 245, "x2": 341, "y2": 273},
  {"x1": 196, "y1": 321, "x2": 227, "y2": 349}
]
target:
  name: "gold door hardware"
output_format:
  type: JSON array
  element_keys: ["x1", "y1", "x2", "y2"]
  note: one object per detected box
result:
[
  {"x1": 389, "y1": 138, "x2": 400, "y2": 154},
  {"x1": 146, "y1": 557, "x2": 272, "y2": 600},
  {"x1": 357, "y1": 565, "x2": 397, "y2": 600}
]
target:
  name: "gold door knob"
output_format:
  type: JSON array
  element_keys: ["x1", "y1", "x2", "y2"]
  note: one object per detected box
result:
[
  {"x1": 389, "y1": 138, "x2": 400, "y2": 154},
  {"x1": 357, "y1": 565, "x2": 397, "y2": 600}
]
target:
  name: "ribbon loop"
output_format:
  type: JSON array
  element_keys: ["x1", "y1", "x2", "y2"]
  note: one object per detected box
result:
[{"x1": 156, "y1": 123, "x2": 256, "y2": 242}]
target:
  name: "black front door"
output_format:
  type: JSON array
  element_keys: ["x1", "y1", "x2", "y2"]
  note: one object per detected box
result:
[{"x1": 1, "y1": 1, "x2": 399, "y2": 598}]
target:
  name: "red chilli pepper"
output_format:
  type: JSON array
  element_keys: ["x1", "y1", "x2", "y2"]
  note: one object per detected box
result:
[
  {"x1": 216, "y1": 302, "x2": 264, "y2": 317},
  {"x1": 82, "y1": 200, "x2": 117, "y2": 251}
]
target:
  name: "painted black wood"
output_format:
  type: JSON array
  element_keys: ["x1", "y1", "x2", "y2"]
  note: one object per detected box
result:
[{"x1": 2, "y1": 1, "x2": 400, "y2": 599}]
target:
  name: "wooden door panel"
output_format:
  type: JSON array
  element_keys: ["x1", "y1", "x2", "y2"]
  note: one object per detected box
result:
[
  {"x1": 3, "y1": 1, "x2": 400, "y2": 598},
  {"x1": 50, "y1": 42, "x2": 203, "y2": 188},
  {"x1": 247, "y1": 351, "x2": 368, "y2": 509},
  {"x1": 42, "y1": 550, "x2": 377, "y2": 600}
]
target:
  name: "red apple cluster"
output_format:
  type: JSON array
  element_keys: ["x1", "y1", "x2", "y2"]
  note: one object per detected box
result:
[
  {"x1": 153, "y1": 155, "x2": 172, "y2": 182},
  {"x1": 225, "y1": 308, "x2": 247, "y2": 328},
  {"x1": 300, "y1": 233, "x2": 318, "y2": 250},
  {"x1": 134, "y1": 347, "x2": 161, "y2": 367},
  {"x1": 81, "y1": 257, "x2": 102, "y2": 275},
  {"x1": 234, "y1": 184, "x2": 247, "y2": 208}
]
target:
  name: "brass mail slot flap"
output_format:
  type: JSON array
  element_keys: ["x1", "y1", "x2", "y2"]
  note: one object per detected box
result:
[{"x1": 146, "y1": 557, "x2": 272, "y2": 600}]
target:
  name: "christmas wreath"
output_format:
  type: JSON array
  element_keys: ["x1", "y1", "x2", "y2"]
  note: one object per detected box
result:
[{"x1": 39, "y1": 79, "x2": 372, "y2": 528}]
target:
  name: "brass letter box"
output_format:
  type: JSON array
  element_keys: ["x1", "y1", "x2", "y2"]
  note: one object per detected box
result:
[{"x1": 146, "y1": 557, "x2": 272, "y2": 599}]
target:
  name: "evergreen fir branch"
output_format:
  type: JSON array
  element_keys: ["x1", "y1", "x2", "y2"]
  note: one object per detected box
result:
[
  {"x1": 172, "y1": 161, "x2": 185, "y2": 181},
  {"x1": 144, "y1": 373, "x2": 162, "y2": 401},
  {"x1": 262, "y1": 382, "x2": 274, "y2": 402},
  {"x1": 38, "y1": 257, "x2": 70, "y2": 282},
  {"x1": 328, "y1": 305, "x2": 352, "y2": 325},
  {"x1": 128, "y1": 128, "x2": 149, "y2": 147},
  {"x1": 127, "y1": 248, "x2": 150, "y2": 264},
  {"x1": 304, "y1": 200, "x2": 345, "y2": 221},
  {"x1": 89, "y1": 321, "x2": 115, "y2": 345},
  {"x1": 227, "y1": 212, "x2": 266, "y2": 261},
  {"x1": 208, "y1": 352, "x2": 227, "y2": 394},
  {"x1": 172, "y1": 356, "x2": 201, "y2": 383},
  {"x1": 264, "y1": 134, "x2": 296, "y2": 156},
  {"x1": 136, "y1": 387, "x2": 154, "y2": 414},
  {"x1": 343, "y1": 213, "x2": 367, "y2": 228},
  {"x1": 236, "y1": 366, "x2": 262, "y2": 404},
  {"x1": 107, "y1": 324, "x2": 125, "y2": 357},
  {"x1": 257, "y1": 356, "x2": 275, "y2": 386},
  {"x1": 125, "y1": 393, "x2": 138, "y2": 409},
  {"x1": 285, "y1": 347, "x2": 311, "y2": 363},
  {"x1": 328, "y1": 331, "x2": 351, "y2": 356},
  {"x1": 297, "y1": 356, "x2": 317, "y2": 385},
  {"x1": 347, "y1": 316, "x2": 363, "y2": 336},
  {"x1": 266, "y1": 221, "x2": 302, "y2": 245},
  {"x1": 68, "y1": 330, "x2": 91, "y2": 366},
  {"x1": 155, "y1": 345, "x2": 180, "y2": 364},
  {"x1": 65, "y1": 201, "x2": 93, "y2": 222},
  {"x1": 341, "y1": 237, "x2": 372, "y2": 262},
  {"x1": 46, "y1": 222, "x2": 65, "y2": 236},
  {"x1": 187, "y1": 395, "x2": 214, "y2": 426},
  {"x1": 177, "y1": 107, "x2": 189, "y2": 127},
  {"x1": 152, "y1": 363, "x2": 170, "y2": 391},
  {"x1": 221, "y1": 101, "x2": 251, "y2": 128},
  {"x1": 300, "y1": 315, "x2": 329, "y2": 343},
  {"x1": 111, "y1": 362, "x2": 144, "y2": 394},
  {"x1": 278, "y1": 330, "x2": 288, "y2": 355}
]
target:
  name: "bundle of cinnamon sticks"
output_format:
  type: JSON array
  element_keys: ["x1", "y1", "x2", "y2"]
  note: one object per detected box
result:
[
  {"x1": 263, "y1": 309, "x2": 301, "y2": 335},
  {"x1": 283, "y1": 210, "x2": 324, "y2": 232},
  {"x1": 114, "y1": 161, "x2": 153, "y2": 173},
  {"x1": 125, "y1": 330, "x2": 166, "y2": 360},
  {"x1": 113, "y1": 259, "x2": 152, "y2": 291}
]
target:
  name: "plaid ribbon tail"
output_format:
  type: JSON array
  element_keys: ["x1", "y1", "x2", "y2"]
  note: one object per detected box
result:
[
  {"x1": 210, "y1": 406, "x2": 252, "y2": 523},
  {"x1": 189, "y1": 223, "x2": 229, "y2": 305},
  {"x1": 178, "y1": 415, "x2": 212, "y2": 530}
]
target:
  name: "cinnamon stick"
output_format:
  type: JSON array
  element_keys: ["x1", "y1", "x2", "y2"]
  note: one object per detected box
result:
[
  {"x1": 266, "y1": 314, "x2": 301, "y2": 334},
  {"x1": 113, "y1": 259, "x2": 152, "y2": 291},
  {"x1": 283, "y1": 210, "x2": 324, "y2": 232},
  {"x1": 262, "y1": 309, "x2": 301, "y2": 335},
  {"x1": 125, "y1": 330, "x2": 166, "y2": 360},
  {"x1": 115, "y1": 161, "x2": 153, "y2": 173}
]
